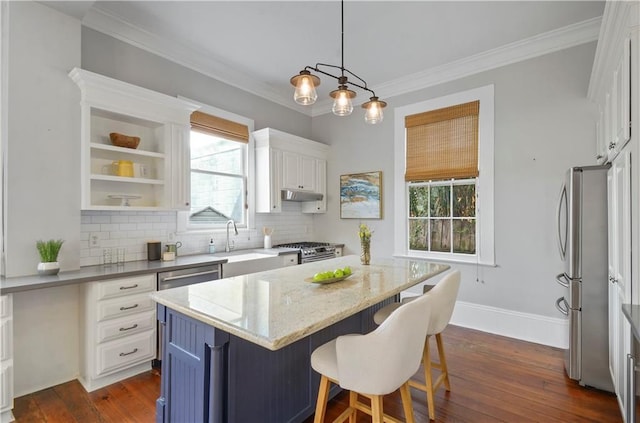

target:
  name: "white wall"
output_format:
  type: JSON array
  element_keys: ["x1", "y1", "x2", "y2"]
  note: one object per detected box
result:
[
  {"x1": 312, "y1": 43, "x2": 597, "y2": 334},
  {"x1": 5, "y1": 1, "x2": 81, "y2": 277}
]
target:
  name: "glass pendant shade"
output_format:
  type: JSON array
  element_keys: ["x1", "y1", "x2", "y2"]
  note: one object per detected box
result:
[
  {"x1": 362, "y1": 97, "x2": 387, "y2": 125},
  {"x1": 290, "y1": 70, "x2": 320, "y2": 105},
  {"x1": 293, "y1": 75, "x2": 318, "y2": 105},
  {"x1": 330, "y1": 87, "x2": 355, "y2": 116}
]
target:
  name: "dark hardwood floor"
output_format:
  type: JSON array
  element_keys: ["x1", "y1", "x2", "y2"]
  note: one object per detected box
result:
[{"x1": 12, "y1": 325, "x2": 623, "y2": 422}]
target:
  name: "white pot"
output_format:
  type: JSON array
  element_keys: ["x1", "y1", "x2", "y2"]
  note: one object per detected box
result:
[{"x1": 37, "y1": 261, "x2": 60, "y2": 276}]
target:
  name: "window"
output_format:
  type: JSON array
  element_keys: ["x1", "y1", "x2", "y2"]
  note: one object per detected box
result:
[
  {"x1": 409, "y1": 179, "x2": 476, "y2": 254},
  {"x1": 178, "y1": 101, "x2": 255, "y2": 232},
  {"x1": 393, "y1": 85, "x2": 494, "y2": 265}
]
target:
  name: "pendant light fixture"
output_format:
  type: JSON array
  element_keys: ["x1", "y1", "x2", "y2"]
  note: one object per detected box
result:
[{"x1": 290, "y1": 0, "x2": 387, "y2": 124}]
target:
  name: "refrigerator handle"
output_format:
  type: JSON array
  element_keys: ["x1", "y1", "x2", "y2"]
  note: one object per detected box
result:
[
  {"x1": 556, "y1": 185, "x2": 567, "y2": 259},
  {"x1": 555, "y1": 273, "x2": 569, "y2": 288},
  {"x1": 555, "y1": 297, "x2": 569, "y2": 316}
]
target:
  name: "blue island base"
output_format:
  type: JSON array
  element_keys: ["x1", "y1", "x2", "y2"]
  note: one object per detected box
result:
[{"x1": 156, "y1": 298, "x2": 396, "y2": 423}]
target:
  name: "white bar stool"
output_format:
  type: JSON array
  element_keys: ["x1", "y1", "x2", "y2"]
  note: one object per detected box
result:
[
  {"x1": 373, "y1": 270, "x2": 461, "y2": 421},
  {"x1": 311, "y1": 291, "x2": 434, "y2": 423}
]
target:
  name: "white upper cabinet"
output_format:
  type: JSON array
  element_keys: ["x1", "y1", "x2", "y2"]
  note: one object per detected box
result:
[
  {"x1": 69, "y1": 68, "x2": 198, "y2": 210},
  {"x1": 253, "y1": 128, "x2": 329, "y2": 214},
  {"x1": 589, "y1": 29, "x2": 631, "y2": 163},
  {"x1": 282, "y1": 151, "x2": 317, "y2": 192}
]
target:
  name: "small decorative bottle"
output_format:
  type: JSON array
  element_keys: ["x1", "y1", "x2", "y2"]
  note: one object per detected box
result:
[{"x1": 209, "y1": 238, "x2": 216, "y2": 254}]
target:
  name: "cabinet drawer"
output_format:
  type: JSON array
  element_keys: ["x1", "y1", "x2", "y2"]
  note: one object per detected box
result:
[
  {"x1": 0, "y1": 295, "x2": 11, "y2": 319},
  {"x1": 97, "y1": 310, "x2": 156, "y2": 344},
  {"x1": 282, "y1": 254, "x2": 298, "y2": 267},
  {"x1": 96, "y1": 330, "x2": 155, "y2": 377},
  {"x1": 96, "y1": 274, "x2": 155, "y2": 301},
  {"x1": 97, "y1": 293, "x2": 155, "y2": 322},
  {"x1": 0, "y1": 317, "x2": 12, "y2": 362}
]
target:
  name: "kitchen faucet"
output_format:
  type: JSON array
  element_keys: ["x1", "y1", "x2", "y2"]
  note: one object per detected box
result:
[{"x1": 225, "y1": 220, "x2": 238, "y2": 252}]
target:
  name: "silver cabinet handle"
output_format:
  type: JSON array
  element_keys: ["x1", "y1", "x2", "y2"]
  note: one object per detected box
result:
[
  {"x1": 119, "y1": 284, "x2": 139, "y2": 290},
  {"x1": 119, "y1": 303, "x2": 139, "y2": 311},
  {"x1": 555, "y1": 297, "x2": 569, "y2": 316},
  {"x1": 555, "y1": 273, "x2": 569, "y2": 288},
  {"x1": 161, "y1": 269, "x2": 219, "y2": 282},
  {"x1": 119, "y1": 348, "x2": 138, "y2": 357},
  {"x1": 119, "y1": 324, "x2": 139, "y2": 332}
]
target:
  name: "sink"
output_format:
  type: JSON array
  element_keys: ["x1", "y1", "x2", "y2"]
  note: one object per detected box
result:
[{"x1": 214, "y1": 250, "x2": 283, "y2": 278}]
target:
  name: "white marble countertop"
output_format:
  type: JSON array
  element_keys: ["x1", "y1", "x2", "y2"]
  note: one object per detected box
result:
[{"x1": 151, "y1": 255, "x2": 449, "y2": 351}]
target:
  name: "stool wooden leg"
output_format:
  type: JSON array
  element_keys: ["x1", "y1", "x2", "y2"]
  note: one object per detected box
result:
[
  {"x1": 423, "y1": 336, "x2": 436, "y2": 420},
  {"x1": 371, "y1": 394, "x2": 384, "y2": 423},
  {"x1": 435, "y1": 333, "x2": 451, "y2": 391},
  {"x1": 314, "y1": 375, "x2": 330, "y2": 423},
  {"x1": 349, "y1": 391, "x2": 358, "y2": 423},
  {"x1": 399, "y1": 381, "x2": 415, "y2": 423}
]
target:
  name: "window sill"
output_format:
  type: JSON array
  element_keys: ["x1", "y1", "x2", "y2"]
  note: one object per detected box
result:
[{"x1": 393, "y1": 252, "x2": 497, "y2": 268}]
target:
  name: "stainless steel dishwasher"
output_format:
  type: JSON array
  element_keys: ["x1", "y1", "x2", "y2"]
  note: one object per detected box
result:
[{"x1": 156, "y1": 264, "x2": 221, "y2": 363}]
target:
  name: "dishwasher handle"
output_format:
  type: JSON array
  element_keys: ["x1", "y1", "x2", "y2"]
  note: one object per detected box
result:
[
  {"x1": 556, "y1": 297, "x2": 569, "y2": 316},
  {"x1": 161, "y1": 269, "x2": 220, "y2": 282}
]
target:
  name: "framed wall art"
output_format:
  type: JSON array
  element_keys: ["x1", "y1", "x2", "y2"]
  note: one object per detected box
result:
[{"x1": 340, "y1": 171, "x2": 382, "y2": 219}]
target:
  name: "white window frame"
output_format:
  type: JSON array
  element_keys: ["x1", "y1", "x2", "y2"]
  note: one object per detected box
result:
[
  {"x1": 177, "y1": 98, "x2": 255, "y2": 235},
  {"x1": 393, "y1": 85, "x2": 495, "y2": 266}
]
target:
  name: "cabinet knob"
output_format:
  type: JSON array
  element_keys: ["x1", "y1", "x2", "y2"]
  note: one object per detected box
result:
[
  {"x1": 609, "y1": 142, "x2": 616, "y2": 150},
  {"x1": 185, "y1": 202, "x2": 190, "y2": 206},
  {"x1": 610, "y1": 276, "x2": 618, "y2": 284}
]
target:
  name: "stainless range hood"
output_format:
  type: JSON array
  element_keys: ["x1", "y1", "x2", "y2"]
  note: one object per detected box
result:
[{"x1": 281, "y1": 189, "x2": 323, "y2": 202}]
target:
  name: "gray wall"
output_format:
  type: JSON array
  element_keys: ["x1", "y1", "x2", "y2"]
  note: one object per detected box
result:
[
  {"x1": 5, "y1": 1, "x2": 81, "y2": 277},
  {"x1": 311, "y1": 42, "x2": 598, "y2": 319}
]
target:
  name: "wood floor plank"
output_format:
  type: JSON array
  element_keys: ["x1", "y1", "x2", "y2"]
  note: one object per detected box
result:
[{"x1": 12, "y1": 325, "x2": 623, "y2": 423}]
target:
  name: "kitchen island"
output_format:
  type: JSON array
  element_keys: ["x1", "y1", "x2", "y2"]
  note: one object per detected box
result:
[{"x1": 151, "y1": 255, "x2": 449, "y2": 423}]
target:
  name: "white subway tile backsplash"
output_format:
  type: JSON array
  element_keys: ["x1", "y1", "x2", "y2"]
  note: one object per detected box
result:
[{"x1": 79, "y1": 203, "x2": 319, "y2": 267}]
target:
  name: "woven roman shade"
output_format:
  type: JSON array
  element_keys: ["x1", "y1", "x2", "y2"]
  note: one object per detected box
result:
[
  {"x1": 191, "y1": 111, "x2": 249, "y2": 143},
  {"x1": 405, "y1": 100, "x2": 479, "y2": 182}
]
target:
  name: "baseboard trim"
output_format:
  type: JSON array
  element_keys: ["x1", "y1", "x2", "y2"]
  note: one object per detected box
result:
[{"x1": 450, "y1": 300, "x2": 569, "y2": 349}]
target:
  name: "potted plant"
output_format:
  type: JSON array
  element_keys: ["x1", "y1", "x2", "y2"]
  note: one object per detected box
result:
[{"x1": 36, "y1": 239, "x2": 64, "y2": 276}]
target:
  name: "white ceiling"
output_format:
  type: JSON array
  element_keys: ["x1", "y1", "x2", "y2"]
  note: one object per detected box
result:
[{"x1": 42, "y1": 1, "x2": 605, "y2": 115}]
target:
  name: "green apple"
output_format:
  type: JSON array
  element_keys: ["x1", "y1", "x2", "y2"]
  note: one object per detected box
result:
[
  {"x1": 343, "y1": 266, "x2": 352, "y2": 275},
  {"x1": 324, "y1": 271, "x2": 334, "y2": 279},
  {"x1": 334, "y1": 269, "x2": 344, "y2": 278},
  {"x1": 313, "y1": 272, "x2": 325, "y2": 282}
]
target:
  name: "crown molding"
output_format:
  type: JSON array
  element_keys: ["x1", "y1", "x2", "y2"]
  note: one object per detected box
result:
[
  {"x1": 312, "y1": 16, "x2": 601, "y2": 116},
  {"x1": 82, "y1": 6, "x2": 600, "y2": 118},
  {"x1": 82, "y1": 6, "x2": 313, "y2": 116}
]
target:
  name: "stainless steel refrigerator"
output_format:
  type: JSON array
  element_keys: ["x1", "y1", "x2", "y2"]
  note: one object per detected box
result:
[{"x1": 555, "y1": 165, "x2": 613, "y2": 392}]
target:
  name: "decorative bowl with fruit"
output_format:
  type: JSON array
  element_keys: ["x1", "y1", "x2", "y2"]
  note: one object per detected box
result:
[{"x1": 305, "y1": 266, "x2": 353, "y2": 284}]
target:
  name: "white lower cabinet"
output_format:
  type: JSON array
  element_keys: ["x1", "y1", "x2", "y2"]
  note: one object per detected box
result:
[
  {"x1": 0, "y1": 295, "x2": 13, "y2": 423},
  {"x1": 281, "y1": 253, "x2": 298, "y2": 267},
  {"x1": 80, "y1": 274, "x2": 156, "y2": 392}
]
